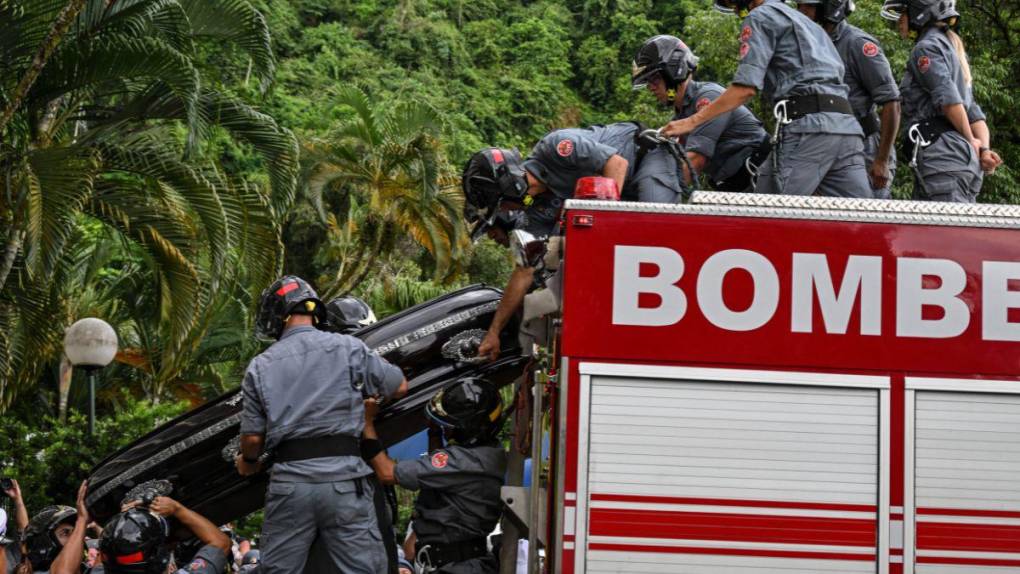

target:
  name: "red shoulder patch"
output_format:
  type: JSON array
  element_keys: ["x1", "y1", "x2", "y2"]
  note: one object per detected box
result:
[
  {"x1": 431, "y1": 452, "x2": 449, "y2": 468},
  {"x1": 918, "y1": 55, "x2": 931, "y2": 73},
  {"x1": 740, "y1": 25, "x2": 753, "y2": 42},
  {"x1": 556, "y1": 139, "x2": 574, "y2": 157},
  {"x1": 696, "y1": 97, "x2": 712, "y2": 111},
  {"x1": 739, "y1": 42, "x2": 750, "y2": 59},
  {"x1": 862, "y1": 42, "x2": 879, "y2": 57}
]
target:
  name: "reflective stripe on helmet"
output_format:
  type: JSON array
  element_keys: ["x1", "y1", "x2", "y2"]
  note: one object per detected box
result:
[{"x1": 275, "y1": 282, "x2": 299, "y2": 296}]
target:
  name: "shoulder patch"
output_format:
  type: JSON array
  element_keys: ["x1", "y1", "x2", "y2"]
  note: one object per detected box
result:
[
  {"x1": 862, "y1": 42, "x2": 879, "y2": 57},
  {"x1": 556, "y1": 139, "x2": 574, "y2": 157},
  {"x1": 189, "y1": 559, "x2": 208, "y2": 571},
  {"x1": 918, "y1": 55, "x2": 930, "y2": 73},
  {"x1": 741, "y1": 25, "x2": 753, "y2": 42},
  {"x1": 696, "y1": 97, "x2": 712, "y2": 111},
  {"x1": 739, "y1": 42, "x2": 750, "y2": 59},
  {"x1": 431, "y1": 451, "x2": 449, "y2": 468}
]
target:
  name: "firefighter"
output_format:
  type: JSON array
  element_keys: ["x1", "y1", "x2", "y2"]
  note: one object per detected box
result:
[
  {"x1": 662, "y1": 0, "x2": 873, "y2": 198},
  {"x1": 323, "y1": 296, "x2": 377, "y2": 335},
  {"x1": 236, "y1": 276, "x2": 408, "y2": 574},
  {"x1": 632, "y1": 35, "x2": 770, "y2": 193},
  {"x1": 795, "y1": 0, "x2": 901, "y2": 198},
  {"x1": 25, "y1": 505, "x2": 77, "y2": 573},
  {"x1": 363, "y1": 377, "x2": 506, "y2": 573},
  {"x1": 882, "y1": 0, "x2": 1002, "y2": 201}
]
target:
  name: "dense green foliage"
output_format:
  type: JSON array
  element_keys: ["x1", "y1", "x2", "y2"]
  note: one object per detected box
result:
[{"x1": 1, "y1": 0, "x2": 1018, "y2": 513}]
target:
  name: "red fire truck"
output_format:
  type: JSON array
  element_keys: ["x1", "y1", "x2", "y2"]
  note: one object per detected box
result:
[{"x1": 529, "y1": 193, "x2": 1020, "y2": 574}]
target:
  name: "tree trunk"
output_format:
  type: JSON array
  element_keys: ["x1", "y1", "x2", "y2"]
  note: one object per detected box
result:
[
  {"x1": 0, "y1": 227, "x2": 24, "y2": 294},
  {"x1": 0, "y1": 0, "x2": 89, "y2": 136},
  {"x1": 58, "y1": 355, "x2": 73, "y2": 423},
  {"x1": 340, "y1": 221, "x2": 388, "y2": 296}
]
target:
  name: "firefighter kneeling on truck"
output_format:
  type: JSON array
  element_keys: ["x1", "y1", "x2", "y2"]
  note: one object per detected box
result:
[{"x1": 363, "y1": 377, "x2": 506, "y2": 573}]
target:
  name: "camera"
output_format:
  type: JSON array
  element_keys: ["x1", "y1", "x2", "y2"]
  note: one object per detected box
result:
[{"x1": 0, "y1": 477, "x2": 13, "y2": 494}]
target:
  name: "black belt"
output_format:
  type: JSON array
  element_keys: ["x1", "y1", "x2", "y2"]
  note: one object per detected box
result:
[
  {"x1": 779, "y1": 94, "x2": 854, "y2": 122},
  {"x1": 713, "y1": 135, "x2": 772, "y2": 192},
  {"x1": 905, "y1": 116, "x2": 954, "y2": 154},
  {"x1": 858, "y1": 112, "x2": 880, "y2": 137},
  {"x1": 416, "y1": 538, "x2": 489, "y2": 567},
  {"x1": 274, "y1": 434, "x2": 360, "y2": 463}
]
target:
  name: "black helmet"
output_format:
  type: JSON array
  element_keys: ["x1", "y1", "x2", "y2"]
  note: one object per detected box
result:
[
  {"x1": 25, "y1": 505, "x2": 77, "y2": 569},
  {"x1": 255, "y1": 275, "x2": 326, "y2": 340},
  {"x1": 99, "y1": 509, "x2": 171, "y2": 574},
  {"x1": 323, "y1": 296, "x2": 377, "y2": 334},
  {"x1": 242, "y1": 549, "x2": 261, "y2": 565},
  {"x1": 631, "y1": 35, "x2": 699, "y2": 91},
  {"x1": 798, "y1": 0, "x2": 855, "y2": 22},
  {"x1": 462, "y1": 148, "x2": 530, "y2": 241},
  {"x1": 425, "y1": 377, "x2": 503, "y2": 446},
  {"x1": 881, "y1": 0, "x2": 958, "y2": 29},
  {"x1": 714, "y1": 0, "x2": 756, "y2": 17}
]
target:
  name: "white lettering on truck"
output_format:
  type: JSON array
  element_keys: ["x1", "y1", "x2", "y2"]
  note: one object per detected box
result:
[{"x1": 611, "y1": 245, "x2": 1020, "y2": 341}]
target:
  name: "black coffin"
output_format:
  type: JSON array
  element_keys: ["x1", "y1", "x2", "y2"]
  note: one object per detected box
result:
[{"x1": 85, "y1": 285, "x2": 526, "y2": 526}]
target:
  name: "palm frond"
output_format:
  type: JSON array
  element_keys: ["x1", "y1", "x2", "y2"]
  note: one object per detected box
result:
[{"x1": 180, "y1": 0, "x2": 275, "y2": 92}]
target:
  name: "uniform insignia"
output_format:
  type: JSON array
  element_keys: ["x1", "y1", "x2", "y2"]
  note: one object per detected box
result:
[
  {"x1": 431, "y1": 451, "x2": 449, "y2": 468},
  {"x1": 918, "y1": 55, "x2": 930, "y2": 73},
  {"x1": 741, "y1": 25, "x2": 752, "y2": 42},
  {"x1": 862, "y1": 42, "x2": 879, "y2": 57},
  {"x1": 739, "y1": 42, "x2": 750, "y2": 59},
  {"x1": 556, "y1": 139, "x2": 574, "y2": 157},
  {"x1": 696, "y1": 97, "x2": 712, "y2": 111},
  {"x1": 189, "y1": 559, "x2": 207, "y2": 570}
]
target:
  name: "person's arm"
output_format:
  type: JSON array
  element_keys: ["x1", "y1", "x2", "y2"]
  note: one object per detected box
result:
[
  {"x1": 149, "y1": 497, "x2": 230, "y2": 554},
  {"x1": 49, "y1": 481, "x2": 89, "y2": 574},
  {"x1": 363, "y1": 400, "x2": 397, "y2": 486},
  {"x1": 662, "y1": 85, "x2": 757, "y2": 137},
  {"x1": 970, "y1": 120, "x2": 1003, "y2": 173},
  {"x1": 4, "y1": 480, "x2": 28, "y2": 532},
  {"x1": 871, "y1": 101, "x2": 900, "y2": 190},
  {"x1": 236, "y1": 434, "x2": 265, "y2": 477},
  {"x1": 600, "y1": 154, "x2": 628, "y2": 194},
  {"x1": 942, "y1": 103, "x2": 978, "y2": 153},
  {"x1": 477, "y1": 265, "x2": 535, "y2": 361}
]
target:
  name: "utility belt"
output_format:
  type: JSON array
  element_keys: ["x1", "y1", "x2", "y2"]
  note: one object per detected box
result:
[
  {"x1": 859, "y1": 112, "x2": 880, "y2": 138},
  {"x1": 905, "y1": 116, "x2": 956, "y2": 196},
  {"x1": 767, "y1": 94, "x2": 853, "y2": 194},
  {"x1": 415, "y1": 538, "x2": 489, "y2": 571},
  {"x1": 905, "y1": 116, "x2": 954, "y2": 159},
  {"x1": 274, "y1": 434, "x2": 360, "y2": 463},
  {"x1": 715, "y1": 135, "x2": 773, "y2": 192}
]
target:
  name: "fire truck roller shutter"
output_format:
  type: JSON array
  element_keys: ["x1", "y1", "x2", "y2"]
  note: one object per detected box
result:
[
  {"x1": 584, "y1": 375, "x2": 881, "y2": 573},
  {"x1": 912, "y1": 390, "x2": 1020, "y2": 572}
]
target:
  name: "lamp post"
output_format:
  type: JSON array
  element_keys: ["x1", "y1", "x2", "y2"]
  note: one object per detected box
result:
[{"x1": 63, "y1": 318, "x2": 118, "y2": 435}]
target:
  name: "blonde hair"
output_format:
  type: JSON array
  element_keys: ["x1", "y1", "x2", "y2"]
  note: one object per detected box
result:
[{"x1": 943, "y1": 27, "x2": 972, "y2": 86}]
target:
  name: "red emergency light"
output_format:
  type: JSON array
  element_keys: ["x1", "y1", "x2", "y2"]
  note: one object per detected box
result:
[{"x1": 574, "y1": 176, "x2": 619, "y2": 201}]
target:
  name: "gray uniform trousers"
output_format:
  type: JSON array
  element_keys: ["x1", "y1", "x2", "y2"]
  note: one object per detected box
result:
[
  {"x1": 262, "y1": 479, "x2": 384, "y2": 574},
  {"x1": 756, "y1": 132, "x2": 873, "y2": 198},
  {"x1": 630, "y1": 146, "x2": 684, "y2": 204},
  {"x1": 863, "y1": 131, "x2": 895, "y2": 199},
  {"x1": 912, "y1": 131, "x2": 983, "y2": 203}
]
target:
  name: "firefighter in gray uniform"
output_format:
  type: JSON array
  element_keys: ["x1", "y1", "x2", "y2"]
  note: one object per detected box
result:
[
  {"x1": 236, "y1": 275, "x2": 408, "y2": 574},
  {"x1": 796, "y1": 0, "x2": 901, "y2": 198},
  {"x1": 882, "y1": 0, "x2": 1002, "y2": 201},
  {"x1": 663, "y1": 0, "x2": 873, "y2": 197},
  {"x1": 363, "y1": 377, "x2": 506, "y2": 573},
  {"x1": 632, "y1": 35, "x2": 769, "y2": 193},
  {"x1": 522, "y1": 122, "x2": 684, "y2": 203}
]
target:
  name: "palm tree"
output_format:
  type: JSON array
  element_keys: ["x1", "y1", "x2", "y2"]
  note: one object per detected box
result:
[
  {"x1": 0, "y1": 0, "x2": 298, "y2": 409},
  {"x1": 302, "y1": 87, "x2": 467, "y2": 300}
]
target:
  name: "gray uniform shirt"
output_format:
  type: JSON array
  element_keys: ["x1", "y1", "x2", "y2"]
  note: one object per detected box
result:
[
  {"x1": 733, "y1": 0, "x2": 862, "y2": 136},
  {"x1": 830, "y1": 21, "x2": 899, "y2": 122},
  {"x1": 241, "y1": 326, "x2": 404, "y2": 482},
  {"x1": 396, "y1": 445, "x2": 506, "y2": 545},
  {"x1": 522, "y1": 123, "x2": 640, "y2": 200},
  {"x1": 900, "y1": 26, "x2": 985, "y2": 127},
  {"x1": 673, "y1": 80, "x2": 767, "y2": 181}
]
